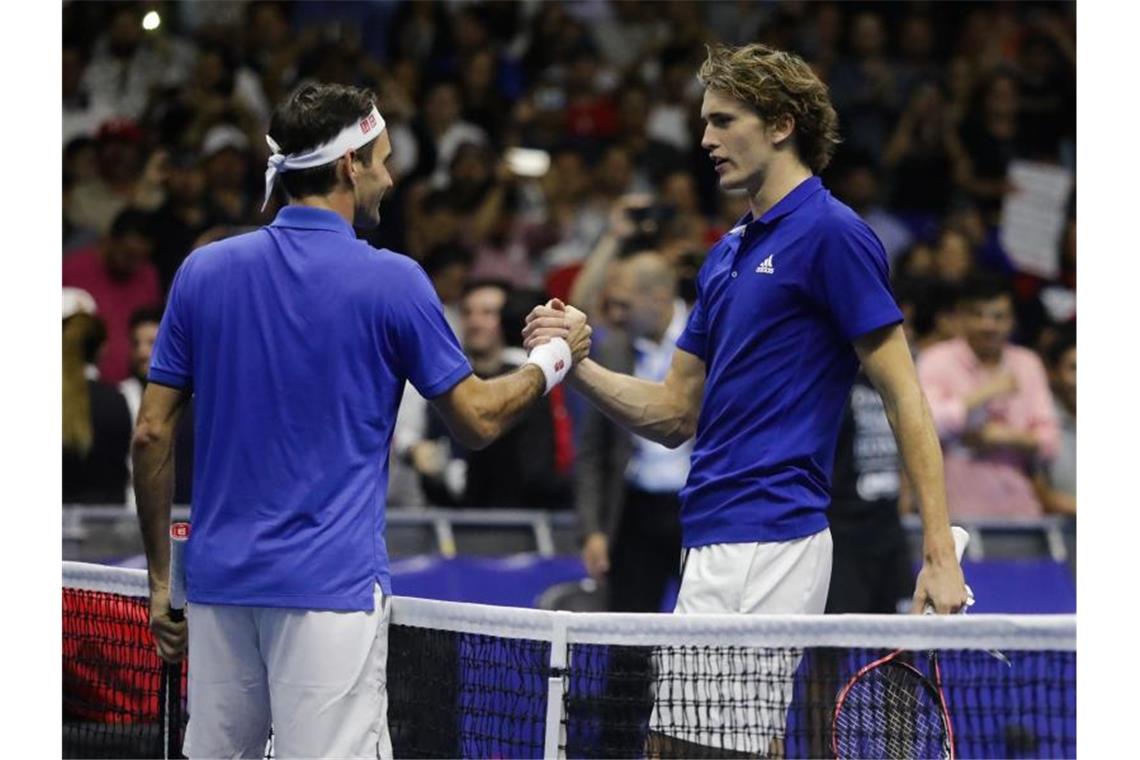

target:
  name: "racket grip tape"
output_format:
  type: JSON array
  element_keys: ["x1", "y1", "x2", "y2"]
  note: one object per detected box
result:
[{"x1": 169, "y1": 522, "x2": 190, "y2": 621}]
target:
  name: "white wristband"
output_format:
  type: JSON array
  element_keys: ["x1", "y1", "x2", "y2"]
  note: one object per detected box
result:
[{"x1": 525, "y1": 337, "x2": 573, "y2": 395}]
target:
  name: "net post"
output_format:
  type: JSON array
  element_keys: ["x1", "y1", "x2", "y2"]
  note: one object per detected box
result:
[{"x1": 543, "y1": 611, "x2": 571, "y2": 759}]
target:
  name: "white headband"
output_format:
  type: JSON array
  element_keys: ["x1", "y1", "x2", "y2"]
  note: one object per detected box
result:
[{"x1": 262, "y1": 105, "x2": 386, "y2": 210}]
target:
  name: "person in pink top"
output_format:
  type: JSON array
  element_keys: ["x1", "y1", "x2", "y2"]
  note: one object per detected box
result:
[
  {"x1": 63, "y1": 208, "x2": 162, "y2": 385},
  {"x1": 917, "y1": 272, "x2": 1060, "y2": 519}
]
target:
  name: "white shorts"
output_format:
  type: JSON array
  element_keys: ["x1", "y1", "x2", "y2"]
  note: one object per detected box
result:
[
  {"x1": 183, "y1": 585, "x2": 393, "y2": 760},
  {"x1": 651, "y1": 530, "x2": 833, "y2": 754}
]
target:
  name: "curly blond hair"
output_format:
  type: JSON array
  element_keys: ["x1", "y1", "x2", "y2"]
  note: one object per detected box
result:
[{"x1": 698, "y1": 44, "x2": 841, "y2": 174}]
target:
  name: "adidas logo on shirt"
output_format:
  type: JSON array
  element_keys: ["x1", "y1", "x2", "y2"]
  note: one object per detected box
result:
[{"x1": 755, "y1": 255, "x2": 775, "y2": 274}]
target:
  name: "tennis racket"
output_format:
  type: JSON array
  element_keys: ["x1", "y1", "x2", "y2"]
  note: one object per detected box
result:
[
  {"x1": 161, "y1": 522, "x2": 190, "y2": 759},
  {"x1": 830, "y1": 526, "x2": 970, "y2": 760}
]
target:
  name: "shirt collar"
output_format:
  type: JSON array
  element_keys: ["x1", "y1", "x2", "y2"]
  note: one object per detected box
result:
[
  {"x1": 728, "y1": 176, "x2": 825, "y2": 235},
  {"x1": 270, "y1": 205, "x2": 357, "y2": 238}
]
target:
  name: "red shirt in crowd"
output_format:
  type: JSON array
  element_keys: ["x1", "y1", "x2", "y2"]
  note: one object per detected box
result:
[{"x1": 63, "y1": 245, "x2": 161, "y2": 384}]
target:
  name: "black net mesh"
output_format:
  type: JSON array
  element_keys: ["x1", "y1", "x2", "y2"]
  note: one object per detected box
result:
[
  {"x1": 62, "y1": 587, "x2": 185, "y2": 759},
  {"x1": 563, "y1": 644, "x2": 1075, "y2": 759},
  {"x1": 63, "y1": 571, "x2": 1075, "y2": 760}
]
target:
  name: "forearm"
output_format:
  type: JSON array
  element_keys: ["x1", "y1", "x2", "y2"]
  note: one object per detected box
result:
[
  {"x1": 133, "y1": 427, "x2": 177, "y2": 595},
  {"x1": 883, "y1": 385, "x2": 957, "y2": 563},
  {"x1": 568, "y1": 359, "x2": 692, "y2": 448},
  {"x1": 459, "y1": 366, "x2": 547, "y2": 449}
]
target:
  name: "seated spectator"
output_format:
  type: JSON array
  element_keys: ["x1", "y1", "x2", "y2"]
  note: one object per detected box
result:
[
  {"x1": 411, "y1": 79, "x2": 489, "y2": 189},
  {"x1": 422, "y1": 242, "x2": 473, "y2": 336},
  {"x1": 63, "y1": 208, "x2": 162, "y2": 384},
  {"x1": 119, "y1": 308, "x2": 195, "y2": 508},
  {"x1": 62, "y1": 289, "x2": 132, "y2": 505},
  {"x1": 150, "y1": 152, "x2": 213, "y2": 295},
  {"x1": 1035, "y1": 329, "x2": 1076, "y2": 515},
  {"x1": 64, "y1": 120, "x2": 163, "y2": 236},
  {"x1": 200, "y1": 124, "x2": 255, "y2": 225},
  {"x1": 882, "y1": 81, "x2": 964, "y2": 233},
  {"x1": 457, "y1": 281, "x2": 571, "y2": 509},
  {"x1": 917, "y1": 273, "x2": 1059, "y2": 519},
  {"x1": 933, "y1": 228, "x2": 975, "y2": 283}
]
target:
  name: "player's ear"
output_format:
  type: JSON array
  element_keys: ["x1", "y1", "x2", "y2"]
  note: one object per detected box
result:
[
  {"x1": 341, "y1": 150, "x2": 358, "y2": 188},
  {"x1": 768, "y1": 114, "x2": 795, "y2": 146}
]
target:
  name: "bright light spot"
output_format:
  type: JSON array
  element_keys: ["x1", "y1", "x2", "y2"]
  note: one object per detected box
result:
[{"x1": 142, "y1": 11, "x2": 161, "y2": 31}]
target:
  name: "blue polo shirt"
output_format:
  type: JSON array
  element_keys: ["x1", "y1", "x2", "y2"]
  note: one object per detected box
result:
[
  {"x1": 149, "y1": 206, "x2": 472, "y2": 611},
  {"x1": 675, "y1": 176, "x2": 902, "y2": 548}
]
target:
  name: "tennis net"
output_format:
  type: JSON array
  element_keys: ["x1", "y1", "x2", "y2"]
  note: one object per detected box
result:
[{"x1": 63, "y1": 561, "x2": 1075, "y2": 759}]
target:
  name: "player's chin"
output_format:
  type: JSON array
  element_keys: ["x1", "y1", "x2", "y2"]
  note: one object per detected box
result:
[{"x1": 717, "y1": 171, "x2": 744, "y2": 191}]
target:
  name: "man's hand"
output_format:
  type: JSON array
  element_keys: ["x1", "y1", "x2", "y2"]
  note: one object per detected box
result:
[
  {"x1": 968, "y1": 371, "x2": 1018, "y2": 409},
  {"x1": 582, "y1": 532, "x2": 610, "y2": 581},
  {"x1": 565, "y1": 307, "x2": 592, "y2": 364},
  {"x1": 148, "y1": 587, "x2": 188, "y2": 663},
  {"x1": 911, "y1": 557, "x2": 968, "y2": 615},
  {"x1": 522, "y1": 299, "x2": 587, "y2": 352}
]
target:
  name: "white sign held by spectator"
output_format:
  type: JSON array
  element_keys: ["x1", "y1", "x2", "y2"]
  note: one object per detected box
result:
[{"x1": 999, "y1": 160, "x2": 1074, "y2": 279}]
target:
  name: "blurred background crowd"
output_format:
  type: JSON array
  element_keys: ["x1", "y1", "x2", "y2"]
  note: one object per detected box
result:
[{"x1": 62, "y1": 1, "x2": 1076, "y2": 544}]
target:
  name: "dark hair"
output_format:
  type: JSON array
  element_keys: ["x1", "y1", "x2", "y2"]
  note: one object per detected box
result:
[
  {"x1": 958, "y1": 270, "x2": 1013, "y2": 305},
  {"x1": 1046, "y1": 326, "x2": 1076, "y2": 369},
  {"x1": 462, "y1": 278, "x2": 513, "y2": 299},
  {"x1": 267, "y1": 82, "x2": 379, "y2": 201},
  {"x1": 110, "y1": 208, "x2": 156, "y2": 240},
  {"x1": 129, "y1": 306, "x2": 165, "y2": 332}
]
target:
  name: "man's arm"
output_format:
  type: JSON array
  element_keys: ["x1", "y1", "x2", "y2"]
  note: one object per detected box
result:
[
  {"x1": 431, "y1": 365, "x2": 548, "y2": 450},
  {"x1": 855, "y1": 323, "x2": 968, "y2": 614},
  {"x1": 567, "y1": 351, "x2": 705, "y2": 449},
  {"x1": 132, "y1": 382, "x2": 189, "y2": 662},
  {"x1": 432, "y1": 319, "x2": 591, "y2": 450},
  {"x1": 523, "y1": 301, "x2": 705, "y2": 448}
]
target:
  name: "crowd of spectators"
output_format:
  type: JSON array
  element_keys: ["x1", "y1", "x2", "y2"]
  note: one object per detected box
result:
[{"x1": 62, "y1": 1, "x2": 1076, "y2": 522}]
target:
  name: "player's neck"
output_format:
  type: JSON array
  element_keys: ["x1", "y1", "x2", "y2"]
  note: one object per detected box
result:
[
  {"x1": 291, "y1": 192, "x2": 355, "y2": 227},
  {"x1": 747, "y1": 158, "x2": 812, "y2": 220}
]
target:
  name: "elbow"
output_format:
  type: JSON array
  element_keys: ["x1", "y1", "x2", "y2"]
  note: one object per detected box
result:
[
  {"x1": 458, "y1": 419, "x2": 497, "y2": 451},
  {"x1": 131, "y1": 421, "x2": 162, "y2": 456},
  {"x1": 661, "y1": 416, "x2": 697, "y2": 449},
  {"x1": 131, "y1": 420, "x2": 171, "y2": 467}
]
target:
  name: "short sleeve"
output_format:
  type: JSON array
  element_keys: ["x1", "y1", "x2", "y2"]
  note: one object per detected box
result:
[
  {"x1": 676, "y1": 277, "x2": 709, "y2": 361},
  {"x1": 149, "y1": 264, "x2": 193, "y2": 389},
  {"x1": 809, "y1": 218, "x2": 903, "y2": 342},
  {"x1": 387, "y1": 262, "x2": 472, "y2": 398}
]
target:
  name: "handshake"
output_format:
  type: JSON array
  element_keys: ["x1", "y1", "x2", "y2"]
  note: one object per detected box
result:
[{"x1": 520, "y1": 298, "x2": 591, "y2": 394}]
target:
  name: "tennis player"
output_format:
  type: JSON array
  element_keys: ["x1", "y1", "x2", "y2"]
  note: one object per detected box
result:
[
  {"x1": 133, "y1": 82, "x2": 589, "y2": 760},
  {"x1": 525, "y1": 44, "x2": 968, "y2": 754}
]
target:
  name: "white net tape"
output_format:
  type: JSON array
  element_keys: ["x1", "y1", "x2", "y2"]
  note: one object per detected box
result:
[{"x1": 64, "y1": 561, "x2": 1075, "y2": 652}]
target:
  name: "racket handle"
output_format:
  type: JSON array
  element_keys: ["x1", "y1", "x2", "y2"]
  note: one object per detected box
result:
[
  {"x1": 169, "y1": 522, "x2": 190, "y2": 620},
  {"x1": 924, "y1": 526, "x2": 971, "y2": 615}
]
